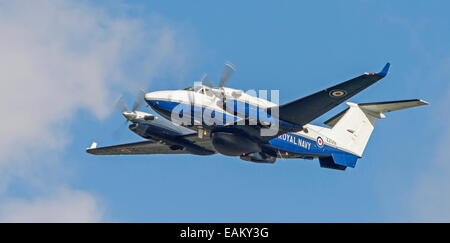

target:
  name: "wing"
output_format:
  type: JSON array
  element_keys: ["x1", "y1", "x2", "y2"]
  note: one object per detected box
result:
[
  {"x1": 86, "y1": 140, "x2": 190, "y2": 155},
  {"x1": 278, "y1": 63, "x2": 390, "y2": 127},
  {"x1": 183, "y1": 134, "x2": 217, "y2": 152}
]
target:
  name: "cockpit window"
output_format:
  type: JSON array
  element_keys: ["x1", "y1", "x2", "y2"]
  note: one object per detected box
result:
[
  {"x1": 204, "y1": 87, "x2": 213, "y2": 97},
  {"x1": 183, "y1": 86, "x2": 194, "y2": 91},
  {"x1": 184, "y1": 85, "x2": 208, "y2": 93}
]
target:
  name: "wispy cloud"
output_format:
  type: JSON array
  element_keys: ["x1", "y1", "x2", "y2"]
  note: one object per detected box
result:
[
  {"x1": 0, "y1": 0, "x2": 192, "y2": 222},
  {"x1": 0, "y1": 187, "x2": 103, "y2": 223}
]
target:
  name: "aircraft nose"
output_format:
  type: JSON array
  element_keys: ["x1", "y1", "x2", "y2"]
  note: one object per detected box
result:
[
  {"x1": 144, "y1": 92, "x2": 155, "y2": 101},
  {"x1": 144, "y1": 91, "x2": 169, "y2": 108},
  {"x1": 144, "y1": 91, "x2": 167, "y2": 101}
]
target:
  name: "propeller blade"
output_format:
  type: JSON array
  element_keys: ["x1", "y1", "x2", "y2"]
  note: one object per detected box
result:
[
  {"x1": 201, "y1": 74, "x2": 218, "y2": 98},
  {"x1": 200, "y1": 73, "x2": 207, "y2": 83},
  {"x1": 202, "y1": 74, "x2": 215, "y2": 88},
  {"x1": 115, "y1": 95, "x2": 129, "y2": 112},
  {"x1": 112, "y1": 119, "x2": 129, "y2": 140},
  {"x1": 219, "y1": 62, "x2": 235, "y2": 88},
  {"x1": 112, "y1": 89, "x2": 147, "y2": 140},
  {"x1": 131, "y1": 89, "x2": 145, "y2": 112}
]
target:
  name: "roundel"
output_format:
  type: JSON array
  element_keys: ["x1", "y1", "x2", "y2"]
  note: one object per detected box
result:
[
  {"x1": 316, "y1": 136, "x2": 324, "y2": 148},
  {"x1": 329, "y1": 89, "x2": 347, "y2": 98}
]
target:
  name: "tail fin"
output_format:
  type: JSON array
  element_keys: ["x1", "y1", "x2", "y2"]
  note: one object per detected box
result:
[{"x1": 325, "y1": 99, "x2": 428, "y2": 157}]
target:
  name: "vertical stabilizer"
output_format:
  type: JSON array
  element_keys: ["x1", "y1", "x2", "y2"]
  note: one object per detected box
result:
[{"x1": 325, "y1": 99, "x2": 428, "y2": 157}]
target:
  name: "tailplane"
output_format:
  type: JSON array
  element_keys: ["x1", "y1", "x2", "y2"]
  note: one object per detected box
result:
[{"x1": 325, "y1": 99, "x2": 428, "y2": 157}]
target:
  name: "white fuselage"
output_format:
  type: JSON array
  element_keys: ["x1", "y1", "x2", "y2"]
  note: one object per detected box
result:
[{"x1": 145, "y1": 86, "x2": 277, "y2": 115}]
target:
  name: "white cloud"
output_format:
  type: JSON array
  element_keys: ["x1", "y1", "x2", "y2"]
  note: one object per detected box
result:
[
  {"x1": 0, "y1": 0, "x2": 191, "y2": 222},
  {"x1": 0, "y1": 187, "x2": 103, "y2": 223},
  {"x1": 0, "y1": 0, "x2": 188, "y2": 162}
]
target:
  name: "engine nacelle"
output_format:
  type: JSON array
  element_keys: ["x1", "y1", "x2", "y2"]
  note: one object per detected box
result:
[
  {"x1": 240, "y1": 152, "x2": 276, "y2": 164},
  {"x1": 211, "y1": 132, "x2": 260, "y2": 156}
]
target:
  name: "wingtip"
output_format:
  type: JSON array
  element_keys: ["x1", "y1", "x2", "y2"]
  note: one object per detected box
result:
[
  {"x1": 86, "y1": 142, "x2": 97, "y2": 151},
  {"x1": 377, "y1": 62, "x2": 390, "y2": 77},
  {"x1": 419, "y1": 99, "x2": 430, "y2": 105}
]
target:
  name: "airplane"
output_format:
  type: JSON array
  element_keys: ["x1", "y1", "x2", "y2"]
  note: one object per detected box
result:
[{"x1": 86, "y1": 62, "x2": 428, "y2": 170}]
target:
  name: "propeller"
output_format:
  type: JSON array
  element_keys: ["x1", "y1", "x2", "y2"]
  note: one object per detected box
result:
[
  {"x1": 200, "y1": 73, "x2": 213, "y2": 86},
  {"x1": 131, "y1": 90, "x2": 145, "y2": 112},
  {"x1": 219, "y1": 62, "x2": 235, "y2": 88},
  {"x1": 115, "y1": 89, "x2": 146, "y2": 123},
  {"x1": 206, "y1": 62, "x2": 237, "y2": 109},
  {"x1": 188, "y1": 62, "x2": 238, "y2": 112},
  {"x1": 112, "y1": 89, "x2": 149, "y2": 139}
]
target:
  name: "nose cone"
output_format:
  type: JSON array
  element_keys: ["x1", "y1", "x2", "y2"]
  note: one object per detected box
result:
[
  {"x1": 122, "y1": 111, "x2": 136, "y2": 121},
  {"x1": 145, "y1": 91, "x2": 166, "y2": 101},
  {"x1": 144, "y1": 92, "x2": 155, "y2": 101},
  {"x1": 145, "y1": 91, "x2": 171, "y2": 107},
  {"x1": 145, "y1": 91, "x2": 159, "y2": 108}
]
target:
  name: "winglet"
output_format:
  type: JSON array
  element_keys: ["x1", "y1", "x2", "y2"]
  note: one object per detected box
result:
[
  {"x1": 377, "y1": 62, "x2": 390, "y2": 77},
  {"x1": 88, "y1": 142, "x2": 98, "y2": 149}
]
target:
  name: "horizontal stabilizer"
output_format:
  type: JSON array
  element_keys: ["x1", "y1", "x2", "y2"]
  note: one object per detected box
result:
[
  {"x1": 358, "y1": 99, "x2": 429, "y2": 114},
  {"x1": 323, "y1": 108, "x2": 349, "y2": 127},
  {"x1": 324, "y1": 99, "x2": 429, "y2": 127}
]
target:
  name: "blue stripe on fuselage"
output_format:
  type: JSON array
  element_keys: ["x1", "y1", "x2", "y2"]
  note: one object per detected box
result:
[
  {"x1": 146, "y1": 99, "x2": 301, "y2": 130},
  {"x1": 268, "y1": 132, "x2": 354, "y2": 157},
  {"x1": 147, "y1": 99, "x2": 238, "y2": 125}
]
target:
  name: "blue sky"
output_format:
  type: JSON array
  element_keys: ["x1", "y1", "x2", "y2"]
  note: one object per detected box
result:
[{"x1": 0, "y1": 0, "x2": 449, "y2": 222}]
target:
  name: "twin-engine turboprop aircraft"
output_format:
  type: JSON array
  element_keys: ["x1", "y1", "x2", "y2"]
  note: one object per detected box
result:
[{"x1": 86, "y1": 62, "x2": 428, "y2": 170}]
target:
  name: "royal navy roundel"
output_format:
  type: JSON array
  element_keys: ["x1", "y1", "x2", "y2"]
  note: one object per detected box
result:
[
  {"x1": 329, "y1": 89, "x2": 347, "y2": 98},
  {"x1": 316, "y1": 136, "x2": 324, "y2": 148}
]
